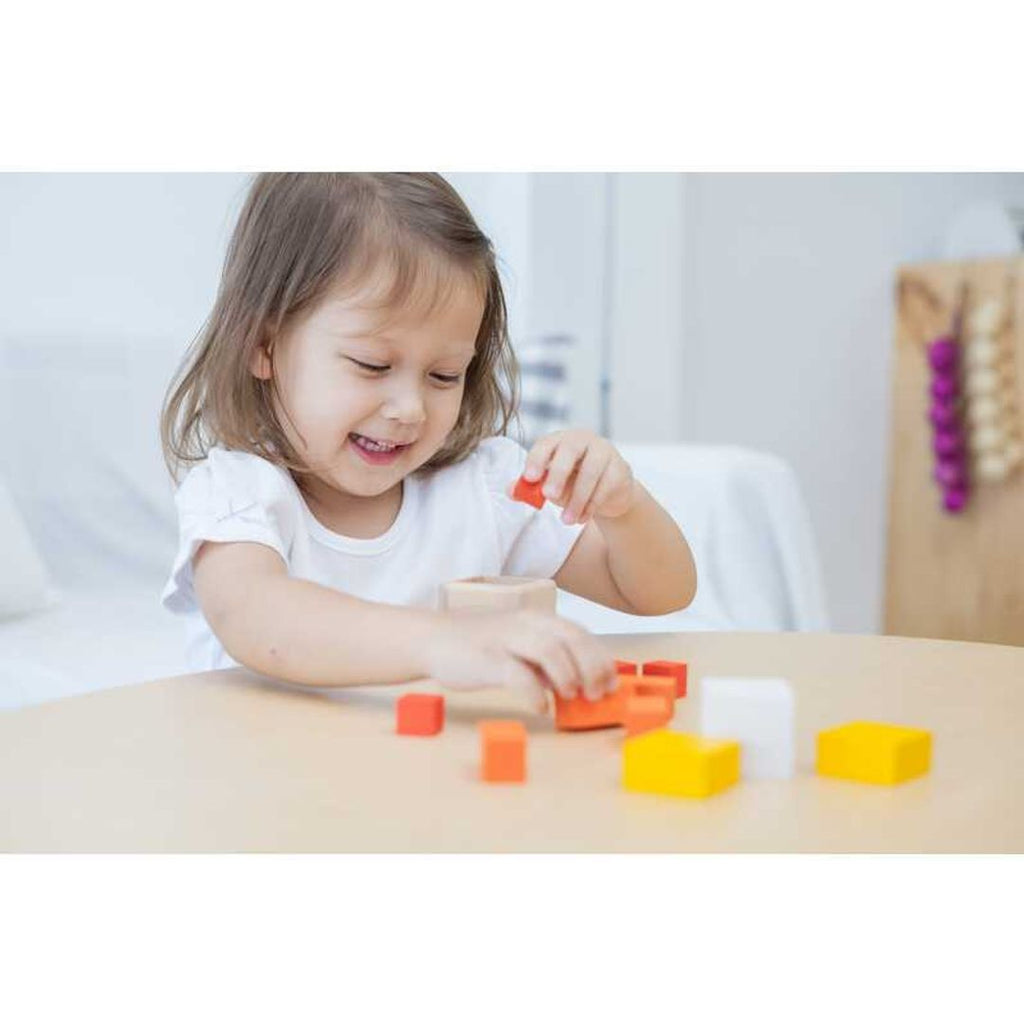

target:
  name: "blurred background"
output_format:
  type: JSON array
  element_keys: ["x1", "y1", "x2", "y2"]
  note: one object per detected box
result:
[{"x1": 4, "y1": 172, "x2": 1024, "y2": 640}]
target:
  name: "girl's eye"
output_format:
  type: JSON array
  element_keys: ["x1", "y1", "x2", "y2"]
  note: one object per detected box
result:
[
  {"x1": 432, "y1": 374, "x2": 462, "y2": 385},
  {"x1": 350, "y1": 359, "x2": 389, "y2": 372}
]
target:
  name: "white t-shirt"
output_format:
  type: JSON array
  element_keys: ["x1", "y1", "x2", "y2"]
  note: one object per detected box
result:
[{"x1": 161, "y1": 436, "x2": 585, "y2": 672}]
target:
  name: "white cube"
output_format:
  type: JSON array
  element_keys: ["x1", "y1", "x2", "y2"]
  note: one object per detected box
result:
[{"x1": 699, "y1": 677, "x2": 795, "y2": 780}]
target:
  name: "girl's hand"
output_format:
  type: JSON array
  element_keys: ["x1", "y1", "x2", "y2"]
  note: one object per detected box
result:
[
  {"x1": 512, "y1": 429, "x2": 638, "y2": 525},
  {"x1": 424, "y1": 608, "x2": 618, "y2": 715}
]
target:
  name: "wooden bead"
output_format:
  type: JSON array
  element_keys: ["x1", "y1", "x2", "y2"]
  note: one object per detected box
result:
[
  {"x1": 964, "y1": 337, "x2": 1000, "y2": 369},
  {"x1": 977, "y1": 453, "x2": 1010, "y2": 481},
  {"x1": 965, "y1": 368, "x2": 1000, "y2": 397},
  {"x1": 968, "y1": 299, "x2": 1002, "y2": 335},
  {"x1": 970, "y1": 425, "x2": 1006, "y2": 453},
  {"x1": 967, "y1": 396, "x2": 1000, "y2": 426}
]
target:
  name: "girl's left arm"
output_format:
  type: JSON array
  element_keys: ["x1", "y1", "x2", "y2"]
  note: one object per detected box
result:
[{"x1": 511, "y1": 430, "x2": 697, "y2": 616}]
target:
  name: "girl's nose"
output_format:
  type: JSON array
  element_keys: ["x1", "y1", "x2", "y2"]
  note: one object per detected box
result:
[{"x1": 382, "y1": 383, "x2": 427, "y2": 425}]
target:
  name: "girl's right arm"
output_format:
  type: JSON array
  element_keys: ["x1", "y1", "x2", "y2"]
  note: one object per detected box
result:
[{"x1": 192, "y1": 541, "x2": 618, "y2": 712}]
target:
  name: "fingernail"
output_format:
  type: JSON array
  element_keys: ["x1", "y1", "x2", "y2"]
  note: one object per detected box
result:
[
  {"x1": 561, "y1": 510, "x2": 574, "y2": 524},
  {"x1": 524, "y1": 466, "x2": 539, "y2": 481}
]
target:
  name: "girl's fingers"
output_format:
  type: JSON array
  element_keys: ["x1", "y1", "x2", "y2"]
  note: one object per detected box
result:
[
  {"x1": 523, "y1": 435, "x2": 560, "y2": 482},
  {"x1": 542, "y1": 442, "x2": 585, "y2": 506},
  {"x1": 562, "y1": 450, "x2": 609, "y2": 525}
]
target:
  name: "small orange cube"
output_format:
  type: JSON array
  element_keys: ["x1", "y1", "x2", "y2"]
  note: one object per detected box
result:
[
  {"x1": 396, "y1": 693, "x2": 445, "y2": 736},
  {"x1": 623, "y1": 695, "x2": 673, "y2": 737},
  {"x1": 480, "y1": 720, "x2": 527, "y2": 783},
  {"x1": 643, "y1": 659, "x2": 688, "y2": 698},
  {"x1": 616, "y1": 659, "x2": 639, "y2": 675},
  {"x1": 512, "y1": 473, "x2": 546, "y2": 509},
  {"x1": 618, "y1": 673, "x2": 674, "y2": 712}
]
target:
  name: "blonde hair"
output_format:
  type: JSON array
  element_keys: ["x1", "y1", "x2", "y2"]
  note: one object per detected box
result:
[{"x1": 161, "y1": 173, "x2": 520, "y2": 483}]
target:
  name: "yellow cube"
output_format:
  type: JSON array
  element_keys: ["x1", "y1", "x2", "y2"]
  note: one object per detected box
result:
[
  {"x1": 816, "y1": 721, "x2": 932, "y2": 785},
  {"x1": 622, "y1": 729, "x2": 740, "y2": 798}
]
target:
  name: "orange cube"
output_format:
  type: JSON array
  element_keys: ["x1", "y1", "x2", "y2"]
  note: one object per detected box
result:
[
  {"x1": 554, "y1": 687, "x2": 628, "y2": 731},
  {"x1": 623, "y1": 695, "x2": 673, "y2": 737},
  {"x1": 616, "y1": 659, "x2": 639, "y2": 675},
  {"x1": 396, "y1": 693, "x2": 445, "y2": 736},
  {"x1": 643, "y1": 659, "x2": 688, "y2": 698},
  {"x1": 480, "y1": 720, "x2": 527, "y2": 783},
  {"x1": 619, "y1": 674, "x2": 675, "y2": 712},
  {"x1": 512, "y1": 473, "x2": 546, "y2": 509}
]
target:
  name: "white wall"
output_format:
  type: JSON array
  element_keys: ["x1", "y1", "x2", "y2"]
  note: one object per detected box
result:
[
  {"x1": 6, "y1": 172, "x2": 1023, "y2": 635},
  {"x1": 678, "y1": 173, "x2": 1024, "y2": 633},
  {"x1": 0, "y1": 173, "x2": 249, "y2": 345}
]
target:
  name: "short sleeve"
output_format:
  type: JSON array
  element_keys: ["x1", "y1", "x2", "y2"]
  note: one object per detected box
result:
[
  {"x1": 160, "y1": 448, "x2": 298, "y2": 614},
  {"x1": 477, "y1": 435, "x2": 585, "y2": 579}
]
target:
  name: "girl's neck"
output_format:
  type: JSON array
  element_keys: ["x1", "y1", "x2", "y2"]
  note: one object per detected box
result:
[{"x1": 297, "y1": 475, "x2": 404, "y2": 540}]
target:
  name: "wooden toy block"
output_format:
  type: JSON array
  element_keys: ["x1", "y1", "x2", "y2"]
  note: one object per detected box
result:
[
  {"x1": 396, "y1": 693, "x2": 445, "y2": 736},
  {"x1": 816, "y1": 721, "x2": 932, "y2": 785},
  {"x1": 700, "y1": 676, "x2": 795, "y2": 780},
  {"x1": 642, "y1": 659, "x2": 688, "y2": 698},
  {"x1": 616, "y1": 660, "x2": 639, "y2": 675},
  {"x1": 480, "y1": 720, "x2": 527, "y2": 783},
  {"x1": 622, "y1": 730, "x2": 740, "y2": 798},
  {"x1": 553, "y1": 686, "x2": 628, "y2": 731},
  {"x1": 621, "y1": 674, "x2": 675, "y2": 712},
  {"x1": 512, "y1": 473, "x2": 547, "y2": 509},
  {"x1": 439, "y1": 575, "x2": 556, "y2": 613},
  {"x1": 623, "y1": 695, "x2": 673, "y2": 737}
]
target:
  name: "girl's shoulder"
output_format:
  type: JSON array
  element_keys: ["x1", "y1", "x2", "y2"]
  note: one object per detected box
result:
[{"x1": 174, "y1": 446, "x2": 297, "y2": 515}]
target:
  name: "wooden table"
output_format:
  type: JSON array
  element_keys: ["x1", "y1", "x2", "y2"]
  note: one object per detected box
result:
[{"x1": 2, "y1": 632, "x2": 1022, "y2": 852}]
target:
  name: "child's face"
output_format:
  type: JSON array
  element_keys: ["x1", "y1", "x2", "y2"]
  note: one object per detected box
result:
[{"x1": 255, "y1": 272, "x2": 484, "y2": 504}]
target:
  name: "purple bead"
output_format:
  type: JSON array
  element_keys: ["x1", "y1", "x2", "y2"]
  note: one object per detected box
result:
[
  {"x1": 943, "y1": 486, "x2": 968, "y2": 513},
  {"x1": 934, "y1": 429, "x2": 963, "y2": 457},
  {"x1": 934, "y1": 458, "x2": 966, "y2": 488},
  {"x1": 930, "y1": 375, "x2": 958, "y2": 401},
  {"x1": 928, "y1": 337, "x2": 958, "y2": 371},
  {"x1": 929, "y1": 398, "x2": 958, "y2": 429}
]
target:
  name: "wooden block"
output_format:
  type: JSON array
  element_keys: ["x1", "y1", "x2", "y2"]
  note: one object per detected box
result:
[
  {"x1": 642, "y1": 659, "x2": 688, "y2": 698},
  {"x1": 396, "y1": 694, "x2": 445, "y2": 736},
  {"x1": 700, "y1": 676, "x2": 794, "y2": 780},
  {"x1": 615, "y1": 660, "x2": 639, "y2": 675},
  {"x1": 512, "y1": 473, "x2": 546, "y2": 508},
  {"x1": 622, "y1": 674, "x2": 675, "y2": 710},
  {"x1": 553, "y1": 683, "x2": 630, "y2": 731},
  {"x1": 817, "y1": 721, "x2": 932, "y2": 785},
  {"x1": 439, "y1": 576, "x2": 557, "y2": 613},
  {"x1": 623, "y1": 695, "x2": 673, "y2": 737},
  {"x1": 480, "y1": 720, "x2": 527, "y2": 783},
  {"x1": 622, "y1": 730, "x2": 740, "y2": 798}
]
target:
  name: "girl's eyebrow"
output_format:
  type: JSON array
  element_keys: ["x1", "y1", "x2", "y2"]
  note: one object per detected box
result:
[{"x1": 342, "y1": 333, "x2": 476, "y2": 360}]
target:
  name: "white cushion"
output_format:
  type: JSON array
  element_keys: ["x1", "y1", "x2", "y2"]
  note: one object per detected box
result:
[{"x1": 0, "y1": 473, "x2": 54, "y2": 619}]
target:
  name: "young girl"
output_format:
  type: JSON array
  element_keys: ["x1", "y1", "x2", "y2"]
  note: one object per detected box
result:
[{"x1": 160, "y1": 173, "x2": 696, "y2": 714}]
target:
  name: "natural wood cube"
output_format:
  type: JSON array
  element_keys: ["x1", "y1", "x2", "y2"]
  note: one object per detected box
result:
[{"x1": 439, "y1": 576, "x2": 557, "y2": 614}]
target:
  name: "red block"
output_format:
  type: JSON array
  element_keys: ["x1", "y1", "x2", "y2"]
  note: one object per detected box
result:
[
  {"x1": 642, "y1": 660, "x2": 688, "y2": 698},
  {"x1": 615, "y1": 659, "x2": 639, "y2": 675},
  {"x1": 512, "y1": 473, "x2": 546, "y2": 509},
  {"x1": 396, "y1": 693, "x2": 445, "y2": 736}
]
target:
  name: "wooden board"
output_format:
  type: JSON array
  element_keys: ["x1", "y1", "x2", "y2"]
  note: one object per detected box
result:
[{"x1": 886, "y1": 257, "x2": 1024, "y2": 645}]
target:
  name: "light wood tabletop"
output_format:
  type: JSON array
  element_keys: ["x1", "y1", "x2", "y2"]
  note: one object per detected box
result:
[{"x1": 2, "y1": 631, "x2": 1022, "y2": 852}]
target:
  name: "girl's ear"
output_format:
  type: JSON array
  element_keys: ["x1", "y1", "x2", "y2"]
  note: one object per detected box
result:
[{"x1": 250, "y1": 345, "x2": 273, "y2": 380}]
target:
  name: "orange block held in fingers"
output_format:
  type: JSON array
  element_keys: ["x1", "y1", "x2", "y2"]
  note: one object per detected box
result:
[
  {"x1": 643, "y1": 659, "x2": 688, "y2": 698},
  {"x1": 623, "y1": 695, "x2": 673, "y2": 737},
  {"x1": 554, "y1": 687, "x2": 628, "y2": 731},
  {"x1": 512, "y1": 473, "x2": 546, "y2": 509},
  {"x1": 396, "y1": 693, "x2": 445, "y2": 736},
  {"x1": 480, "y1": 720, "x2": 527, "y2": 782}
]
